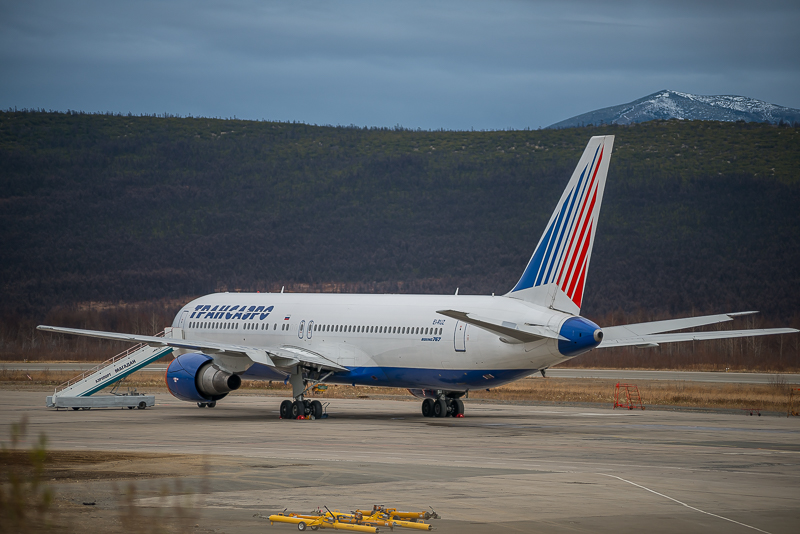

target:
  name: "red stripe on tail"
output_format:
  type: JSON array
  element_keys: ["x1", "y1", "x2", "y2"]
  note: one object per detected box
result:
[
  {"x1": 567, "y1": 220, "x2": 594, "y2": 302},
  {"x1": 557, "y1": 146, "x2": 604, "y2": 287},
  {"x1": 561, "y1": 181, "x2": 599, "y2": 295}
]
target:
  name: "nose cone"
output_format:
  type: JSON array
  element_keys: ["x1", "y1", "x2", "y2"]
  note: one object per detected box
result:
[{"x1": 558, "y1": 317, "x2": 603, "y2": 357}]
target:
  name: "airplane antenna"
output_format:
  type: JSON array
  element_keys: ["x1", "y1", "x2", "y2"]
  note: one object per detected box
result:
[{"x1": 455, "y1": 288, "x2": 459, "y2": 295}]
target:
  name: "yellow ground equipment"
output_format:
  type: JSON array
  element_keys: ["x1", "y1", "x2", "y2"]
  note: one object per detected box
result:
[
  {"x1": 352, "y1": 505, "x2": 437, "y2": 530},
  {"x1": 269, "y1": 505, "x2": 439, "y2": 532},
  {"x1": 268, "y1": 511, "x2": 379, "y2": 532},
  {"x1": 359, "y1": 505, "x2": 440, "y2": 521}
]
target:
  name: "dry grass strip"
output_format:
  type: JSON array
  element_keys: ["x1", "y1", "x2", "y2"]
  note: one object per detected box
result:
[{"x1": 2, "y1": 368, "x2": 796, "y2": 412}]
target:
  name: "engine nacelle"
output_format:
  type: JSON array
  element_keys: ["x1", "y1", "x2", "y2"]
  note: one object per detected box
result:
[{"x1": 165, "y1": 353, "x2": 242, "y2": 403}]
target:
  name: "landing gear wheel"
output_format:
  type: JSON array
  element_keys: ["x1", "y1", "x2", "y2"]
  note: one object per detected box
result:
[
  {"x1": 310, "y1": 400, "x2": 323, "y2": 419},
  {"x1": 280, "y1": 400, "x2": 292, "y2": 419},
  {"x1": 137, "y1": 401, "x2": 147, "y2": 409},
  {"x1": 434, "y1": 398, "x2": 447, "y2": 418},
  {"x1": 451, "y1": 398, "x2": 465, "y2": 417},
  {"x1": 297, "y1": 521, "x2": 307, "y2": 531},
  {"x1": 291, "y1": 400, "x2": 306, "y2": 419},
  {"x1": 197, "y1": 402, "x2": 207, "y2": 408},
  {"x1": 310, "y1": 526, "x2": 319, "y2": 531},
  {"x1": 207, "y1": 401, "x2": 216, "y2": 408},
  {"x1": 421, "y1": 398, "x2": 435, "y2": 417}
]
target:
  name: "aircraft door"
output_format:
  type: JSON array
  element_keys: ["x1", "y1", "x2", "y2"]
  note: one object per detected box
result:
[
  {"x1": 454, "y1": 321, "x2": 467, "y2": 352},
  {"x1": 178, "y1": 311, "x2": 189, "y2": 328},
  {"x1": 307, "y1": 321, "x2": 314, "y2": 340},
  {"x1": 298, "y1": 320, "x2": 305, "y2": 339}
]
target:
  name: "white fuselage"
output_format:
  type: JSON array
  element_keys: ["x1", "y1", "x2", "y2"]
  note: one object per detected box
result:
[{"x1": 171, "y1": 292, "x2": 576, "y2": 391}]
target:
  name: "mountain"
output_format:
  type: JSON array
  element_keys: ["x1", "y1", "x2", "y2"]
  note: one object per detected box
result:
[{"x1": 548, "y1": 90, "x2": 800, "y2": 129}]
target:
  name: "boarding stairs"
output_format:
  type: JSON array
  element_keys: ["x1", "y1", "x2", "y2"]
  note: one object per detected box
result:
[{"x1": 46, "y1": 328, "x2": 179, "y2": 409}]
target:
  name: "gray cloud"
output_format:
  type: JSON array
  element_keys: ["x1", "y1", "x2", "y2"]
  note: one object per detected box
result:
[{"x1": 1, "y1": 0, "x2": 798, "y2": 129}]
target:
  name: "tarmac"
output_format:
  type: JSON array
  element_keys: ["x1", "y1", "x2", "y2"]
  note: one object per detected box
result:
[{"x1": 1, "y1": 389, "x2": 799, "y2": 533}]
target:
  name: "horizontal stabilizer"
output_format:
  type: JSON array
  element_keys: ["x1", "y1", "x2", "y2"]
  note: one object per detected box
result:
[
  {"x1": 436, "y1": 309, "x2": 565, "y2": 343},
  {"x1": 601, "y1": 311, "x2": 759, "y2": 341},
  {"x1": 599, "y1": 328, "x2": 798, "y2": 349}
]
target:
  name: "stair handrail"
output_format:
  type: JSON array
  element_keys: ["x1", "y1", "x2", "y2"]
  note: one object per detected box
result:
[{"x1": 53, "y1": 330, "x2": 167, "y2": 394}]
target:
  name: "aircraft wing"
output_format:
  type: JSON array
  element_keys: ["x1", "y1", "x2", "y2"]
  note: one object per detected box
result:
[
  {"x1": 436, "y1": 309, "x2": 566, "y2": 343},
  {"x1": 36, "y1": 325, "x2": 348, "y2": 372},
  {"x1": 597, "y1": 312, "x2": 798, "y2": 348}
]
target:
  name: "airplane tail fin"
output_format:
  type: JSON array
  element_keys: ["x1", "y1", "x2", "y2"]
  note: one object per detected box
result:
[{"x1": 507, "y1": 135, "x2": 614, "y2": 314}]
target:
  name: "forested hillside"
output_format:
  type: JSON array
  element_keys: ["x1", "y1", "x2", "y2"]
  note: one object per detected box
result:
[{"x1": 1, "y1": 111, "x2": 799, "y2": 325}]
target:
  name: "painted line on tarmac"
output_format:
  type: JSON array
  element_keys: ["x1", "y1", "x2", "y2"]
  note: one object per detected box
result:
[{"x1": 599, "y1": 473, "x2": 772, "y2": 534}]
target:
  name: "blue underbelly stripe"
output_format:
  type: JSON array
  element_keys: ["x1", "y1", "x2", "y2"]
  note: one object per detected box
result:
[{"x1": 240, "y1": 363, "x2": 534, "y2": 390}]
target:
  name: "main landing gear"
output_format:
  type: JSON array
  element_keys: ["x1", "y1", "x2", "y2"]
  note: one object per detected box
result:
[
  {"x1": 421, "y1": 397, "x2": 465, "y2": 418},
  {"x1": 280, "y1": 399, "x2": 324, "y2": 420},
  {"x1": 279, "y1": 366, "x2": 328, "y2": 420}
]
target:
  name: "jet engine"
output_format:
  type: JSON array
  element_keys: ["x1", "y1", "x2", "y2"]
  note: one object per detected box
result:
[{"x1": 165, "y1": 353, "x2": 242, "y2": 403}]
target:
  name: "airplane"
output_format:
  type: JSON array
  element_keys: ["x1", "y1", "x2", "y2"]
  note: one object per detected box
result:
[{"x1": 38, "y1": 135, "x2": 798, "y2": 419}]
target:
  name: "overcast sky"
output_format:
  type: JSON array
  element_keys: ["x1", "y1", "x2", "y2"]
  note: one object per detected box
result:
[{"x1": 1, "y1": 0, "x2": 798, "y2": 130}]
